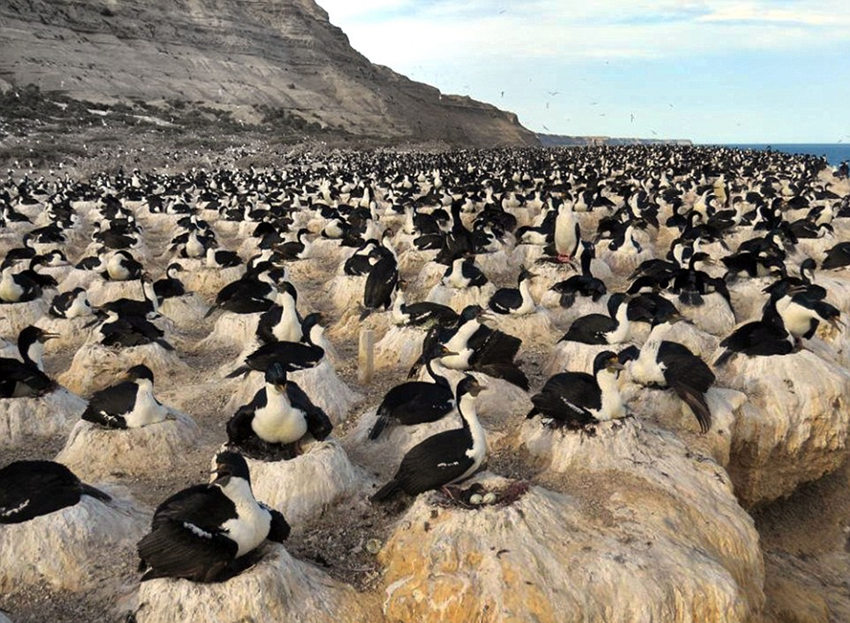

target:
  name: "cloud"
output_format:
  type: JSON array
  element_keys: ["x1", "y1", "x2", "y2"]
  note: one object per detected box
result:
[
  {"x1": 320, "y1": 0, "x2": 850, "y2": 63},
  {"x1": 696, "y1": 3, "x2": 837, "y2": 26},
  {"x1": 317, "y1": 0, "x2": 850, "y2": 141}
]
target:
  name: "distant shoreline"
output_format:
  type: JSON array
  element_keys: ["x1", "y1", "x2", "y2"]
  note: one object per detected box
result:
[{"x1": 716, "y1": 143, "x2": 850, "y2": 166}]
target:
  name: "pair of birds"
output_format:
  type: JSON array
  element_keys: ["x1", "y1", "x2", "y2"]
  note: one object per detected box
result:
[
  {"x1": 535, "y1": 318, "x2": 716, "y2": 435},
  {"x1": 1, "y1": 452, "x2": 289, "y2": 584},
  {"x1": 0, "y1": 327, "x2": 172, "y2": 427},
  {"x1": 715, "y1": 272, "x2": 842, "y2": 366}
]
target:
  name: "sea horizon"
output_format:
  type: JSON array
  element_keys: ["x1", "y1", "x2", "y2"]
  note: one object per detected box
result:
[{"x1": 709, "y1": 143, "x2": 850, "y2": 166}]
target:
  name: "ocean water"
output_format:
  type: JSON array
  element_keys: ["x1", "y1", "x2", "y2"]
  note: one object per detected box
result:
[{"x1": 721, "y1": 144, "x2": 850, "y2": 166}]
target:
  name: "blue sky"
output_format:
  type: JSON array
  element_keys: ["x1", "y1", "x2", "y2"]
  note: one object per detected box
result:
[{"x1": 318, "y1": 1, "x2": 850, "y2": 143}]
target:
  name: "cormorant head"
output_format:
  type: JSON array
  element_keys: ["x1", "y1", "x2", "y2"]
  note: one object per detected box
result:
[
  {"x1": 800, "y1": 257, "x2": 817, "y2": 278},
  {"x1": 606, "y1": 292, "x2": 630, "y2": 318},
  {"x1": 212, "y1": 450, "x2": 251, "y2": 487},
  {"x1": 517, "y1": 266, "x2": 536, "y2": 283},
  {"x1": 428, "y1": 343, "x2": 459, "y2": 360},
  {"x1": 18, "y1": 325, "x2": 59, "y2": 350},
  {"x1": 303, "y1": 311, "x2": 324, "y2": 328},
  {"x1": 459, "y1": 304, "x2": 484, "y2": 323},
  {"x1": 265, "y1": 361, "x2": 288, "y2": 389},
  {"x1": 280, "y1": 281, "x2": 298, "y2": 302},
  {"x1": 456, "y1": 375, "x2": 484, "y2": 399},
  {"x1": 126, "y1": 364, "x2": 154, "y2": 383},
  {"x1": 166, "y1": 262, "x2": 184, "y2": 277},
  {"x1": 593, "y1": 350, "x2": 625, "y2": 376}
]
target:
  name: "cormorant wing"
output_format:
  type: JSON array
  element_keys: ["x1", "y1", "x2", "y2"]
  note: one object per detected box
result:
[
  {"x1": 138, "y1": 518, "x2": 237, "y2": 582},
  {"x1": 469, "y1": 327, "x2": 521, "y2": 364},
  {"x1": 151, "y1": 484, "x2": 236, "y2": 531},
  {"x1": 489, "y1": 288, "x2": 522, "y2": 313},
  {"x1": 562, "y1": 314, "x2": 617, "y2": 343},
  {"x1": 286, "y1": 382, "x2": 333, "y2": 440},
  {"x1": 82, "y1": 381, "x2": 139, "y2": 428},
  {"x1": 531, "y1": 372, "x2": 599, "y2": 427},
  {"x1": 659, "y1": 341, "x2": 715, "y2": 433},
  {"x1": 256, "y1": 305, "x2": 283, "y2": 344},
  {"x1": 395, "y1": 429, "x2": 474, "y2": 494},
  {"x1": 226, "y1": 390, "x2": 266, "y2": 444}
]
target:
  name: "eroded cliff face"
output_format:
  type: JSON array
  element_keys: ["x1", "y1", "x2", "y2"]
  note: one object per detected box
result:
[{"x1": 0, "y1": 0, "x2": 538, "y2": 146}]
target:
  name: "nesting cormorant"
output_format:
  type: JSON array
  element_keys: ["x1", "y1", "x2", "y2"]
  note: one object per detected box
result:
[
  {"x1": 137, "y1": 451, "x2": 290, "y2": 582},
  {"x1": 527, "y1": 350, "x2": 626, "y2": 429},
  {"x1": 371, "y1": 375, "x2": 486, "y2": 501},
  {"x1": 82, "y1": 365, "x2": 169, "y2": 429},
  {"x1": 1, "y1": 460, "x2": 110, "y2": 524}
]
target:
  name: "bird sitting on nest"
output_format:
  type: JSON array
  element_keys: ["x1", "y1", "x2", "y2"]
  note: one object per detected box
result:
[
  {"x1": 527, "y1": 350, "x2": 627, "y2": 430},
  {"x1": 0, "y1": 326, "x2": 59, "y2": 398},
  {"x1": 226, "y1": 362, "x2": 333, "y2": 460},
  {"x1": 371, "y1": 375, "x2": 487, "y2": 502},
  {"x1": 1, "y1": 460, "x2": 111, "y2": 524},
  {"x1": 137, "y1": 450, "x2": 290, "y2": 582},
  {"x1": 81, "y1": 364, "x2": 173, "y2": 429}
]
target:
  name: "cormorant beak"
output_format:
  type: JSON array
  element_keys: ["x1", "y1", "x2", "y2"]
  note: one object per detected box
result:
[
  {"x1": 607, "y1": 355, "x2": 625, "y2": 371},
  {"x1": 40, "y1": 331, "x2": 60, "y2": 342},
  {"x1": 827, "y1": 317, "x2": 845, "y2": 331},
  {"x1": 440, "y1": 347, "x2": 460, "y2": 357}
]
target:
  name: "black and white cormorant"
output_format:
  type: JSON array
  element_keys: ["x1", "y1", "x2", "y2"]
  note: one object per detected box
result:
[
  {"x1": 370, "y1": 375, "x2": 486, "y2": 502},
  {"x1": 368, "y1": 345, "x2": 456, "y2": 440},
  {"x1": 762, "y1": 258, "x2": 825, "y2": 301},
  {"x1": 0, "y1": 263, "x2": 49, "y2": 303},
  {"x1": 205, "y1": 246, "x2": 242, "y2": 269},
  {"x1": 81, "y1": 364, "x2": 169, "y2": 429},
  {"x1": 153, "y1": 263, "x2": 186, "y2": 301},
  {"x1": 275, "y1": 228, "x2": 312, "y2": 261},
  {"x1": 137, "y1": 450, "x2": 290, "y2": 582},
  {"x1": 0, "y1": 326, "x2": 58, "y2": 398},
  {"x1": 98, "y1": 277, "x2": 158, "y2": 319},
  {"x1": 714, "y1": 292, "x2": 796, "y2": 366},
  {"x1": 49, "y1": 287, "x2": 93, "y2": 319},
  {"x1": 227, "y1": 313, "x2": 324, "y2": 379},
  {"x1": 1, "y1": 460, "x2": 111, "y2": 524},
  {"x1": 97, "y1": 310, "x2": 174, "y2": 350},
  {"x1": 559, "y1": 293, "x2": 631, "y2": 344},
  {"x1": 488, "y1": 267, "x2": 537, "y2": 315},
  {"x1": 416, "y1": 304, "x2": 527, "y2": 389},
  {"x1": 721, "y1": 250, "x2": 785, "y2": 281},
  {"x1": 390, "y1": 283, "x2": 459, "y2": 327},
  {"x1": 527, "y1": 350, "x2": 626, "y2": 429},
  {"x1": 441, "y1": 257, "x2": 488, "y2": 288},
  {"x1": 772, "y1": 283, "x2": 842, "y2": 346},
  {"x1": 551, "y1": 198, "x2": 580, "y2": 261},
  {"x1": 621, "y1": 321, "x2": 715, "y2": 433},
  {"x1": 204, "y1": 263, "x2": 285, "y2": 318},
  {"x1": 361, "y1": 252, "x2": 398, "y2": 319},
  {"x1": 551, "y1": 241, "x2": 606, "y2": 308},
  {"x1": 255, "y1": 282, "x2": 302, "y2": 344},
  {"x1": 103, "y1": 250, "x2": 143, "y2": 282},
  {"x1": 226, "y1": 363, "x2": 333, "y2": 459}
]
